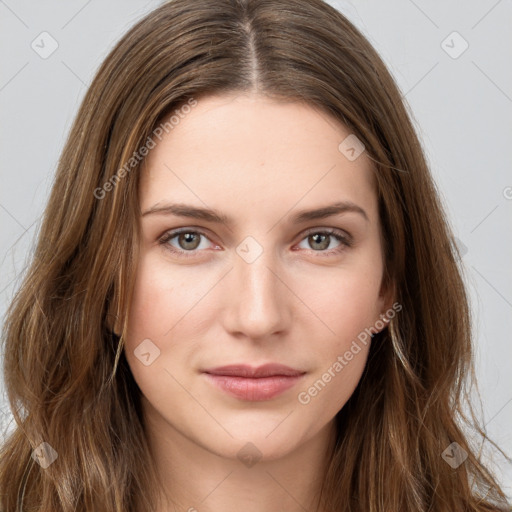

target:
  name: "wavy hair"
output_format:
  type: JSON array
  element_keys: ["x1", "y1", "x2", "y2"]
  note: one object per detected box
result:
[{"x1": 1, "y1": 0, "x2": 510, "y2": 510}]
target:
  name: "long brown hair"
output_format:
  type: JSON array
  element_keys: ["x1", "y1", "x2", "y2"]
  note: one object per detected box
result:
[{"x1": 1, "y1": 0, "x2": 510, "y2": 510}]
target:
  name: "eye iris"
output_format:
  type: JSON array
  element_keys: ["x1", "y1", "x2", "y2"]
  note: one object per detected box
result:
[
  {"x1": 179, "y1": 232, "x2": 200, "y2": 250},
  {"x1": 309, "y1": 233, "x2": 330, "y2": 250}
]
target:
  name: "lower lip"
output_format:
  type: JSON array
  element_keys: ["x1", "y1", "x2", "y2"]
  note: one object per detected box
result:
[{"x1": 203, "y1": 373, "x2": 305, "y2": 401}]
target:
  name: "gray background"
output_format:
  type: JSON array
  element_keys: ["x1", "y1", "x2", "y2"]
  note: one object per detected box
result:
[{"x1": 1, "y1": 0, "x2": 511, "y2": 499}]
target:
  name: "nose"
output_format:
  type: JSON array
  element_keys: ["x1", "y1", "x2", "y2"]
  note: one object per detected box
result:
[{"x1": 221, "y1": 243, "x2": 291, "y2": 341}]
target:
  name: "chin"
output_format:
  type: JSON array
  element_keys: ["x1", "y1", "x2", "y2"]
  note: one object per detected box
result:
[{"x1": 195, "y1": 418, "x2": 312, "y2": 462}]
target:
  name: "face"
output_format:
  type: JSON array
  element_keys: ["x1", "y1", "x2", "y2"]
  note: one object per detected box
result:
[{"x1": 122, "y1": 92, "x2": 391, "y2": 462}]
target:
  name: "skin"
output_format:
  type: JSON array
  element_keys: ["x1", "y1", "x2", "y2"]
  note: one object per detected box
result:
[{"x1": 122, "y1": 92, "x2": 393, "y2": 512}]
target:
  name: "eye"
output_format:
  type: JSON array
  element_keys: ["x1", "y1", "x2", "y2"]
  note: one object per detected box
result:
[
  {"x1": 295, "y1": 228, "x2": 352, "y2": 256},
  {"x1": 158, "y1": 227, "x2": 352, "y2": 258},
  {"x1": 158, "y1": 228, "x2": 217, "y2": 258}
]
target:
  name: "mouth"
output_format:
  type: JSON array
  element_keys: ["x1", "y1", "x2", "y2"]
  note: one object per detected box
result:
[{"x1": 202, "y1": 363, "x2": 307, "y2": 401}]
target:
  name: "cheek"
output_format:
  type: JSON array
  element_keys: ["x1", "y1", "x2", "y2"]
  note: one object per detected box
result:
[
  {"x1": 295, "y1": 268, "x2": 379, "y2": 415},
  {"x1": 294, "y1": 260, "x2": 384, "y2": 346},
  {"x1": 123, "y1": 254, "x2": 197, "y2": 404},
  {"x1": 125, "y1": 252, "x2": 201, "y2": 340},
  {"x1": 123, "y1": 255, "x2": 180, "y2": 382},
  {"x1": 123, "y1": 251, "x2": 221, "y2": 381}
]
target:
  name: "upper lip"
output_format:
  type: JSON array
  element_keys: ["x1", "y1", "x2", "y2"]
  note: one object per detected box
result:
[{"x1": 203, "y1": 363, "x2": 305, "y2": 378}]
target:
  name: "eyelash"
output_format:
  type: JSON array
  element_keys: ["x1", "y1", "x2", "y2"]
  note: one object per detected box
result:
[{"x1": 158, "y1": 227, "x2": 353, "y2": 259}]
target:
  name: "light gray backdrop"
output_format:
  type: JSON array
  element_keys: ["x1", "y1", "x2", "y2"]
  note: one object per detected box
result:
[{"x1": 1, "y1": 0, "x2": 511, "y2": 500}]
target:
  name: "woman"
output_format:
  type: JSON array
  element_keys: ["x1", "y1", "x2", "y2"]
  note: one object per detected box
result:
[{"x1": 0, "y1": 0, "x2": 510, "y2": 510}]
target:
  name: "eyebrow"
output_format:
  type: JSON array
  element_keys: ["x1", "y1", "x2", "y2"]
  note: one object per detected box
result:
[{"x1": 141, "y1": 200, "x2": 369, "y2": 224}]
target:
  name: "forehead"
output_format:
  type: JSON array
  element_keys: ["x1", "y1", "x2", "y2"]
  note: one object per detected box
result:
[{"x1": 140, "y1": 93, "x2": 377, "y2": 223}]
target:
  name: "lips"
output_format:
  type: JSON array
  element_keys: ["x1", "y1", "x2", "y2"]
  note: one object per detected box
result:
[
  {"x1": 204, "y1": 363, "x2": 305, "y2": 378},
  {"x1": 202, "y1": 363, "x2": 306, "y2": 401}
]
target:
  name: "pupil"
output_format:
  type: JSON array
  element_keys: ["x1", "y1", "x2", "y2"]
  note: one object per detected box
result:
[
  {"x1": 311, "y1": 233, "x2": 328, "y2": 250},
  {"x1": 181, "y1": 233, "x2": 199, "y2": 249}
]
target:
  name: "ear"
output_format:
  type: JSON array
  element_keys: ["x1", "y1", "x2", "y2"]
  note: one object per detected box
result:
[
  {"x1": 375, "y1": 275, "x2": 397, "y2": 334},
  {"x1": 106, "y1": 300, "x2": 122, "y2": 336},
  {"x1": 105, "y1": 272, "x2": 124, "y2": 336},
  {"x1": 380, "y1": 277, "x2": 396, "y2": 314}
]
